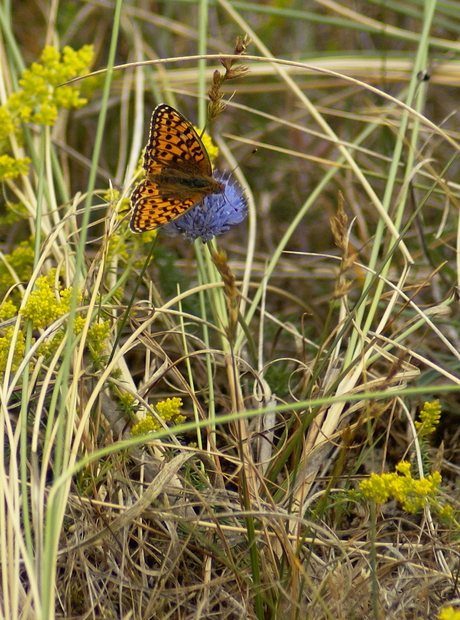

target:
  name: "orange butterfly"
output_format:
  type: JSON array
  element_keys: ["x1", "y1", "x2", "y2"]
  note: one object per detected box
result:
[{"x1": 130, "y1": 104, "x2": 224, "y2": 232}]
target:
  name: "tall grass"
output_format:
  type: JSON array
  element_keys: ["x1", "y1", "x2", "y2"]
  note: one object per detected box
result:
[{"x1": 1, "y1": 1, "x2": 460, "y2": 619}]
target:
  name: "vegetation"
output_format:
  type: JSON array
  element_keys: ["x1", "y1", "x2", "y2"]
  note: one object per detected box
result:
[{"x1": 1, "y1": 1, "x2": 460, "y2": 618}]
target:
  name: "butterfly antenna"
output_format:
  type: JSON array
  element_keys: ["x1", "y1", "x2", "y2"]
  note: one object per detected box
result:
[{"x1": 228, "y1": 148, "x2": 257, "y2": 175}]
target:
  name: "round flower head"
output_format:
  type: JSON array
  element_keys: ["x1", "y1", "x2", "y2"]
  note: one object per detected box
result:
[{"x1": 164, "y1": 172, "x2": 247, "y2": 243}]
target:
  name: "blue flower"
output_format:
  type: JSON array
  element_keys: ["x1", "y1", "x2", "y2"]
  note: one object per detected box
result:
[{"x1": 163, "y1": 172, "x2": 247, "y2": 243}]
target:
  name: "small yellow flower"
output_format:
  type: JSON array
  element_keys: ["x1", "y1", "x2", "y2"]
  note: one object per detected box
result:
[
  {"x1": 359, "y1": 462, "x2": 442, "y2": 514},
  {"x1": 0, "y1": 240, "x2": 34, "y2": 291},
  {"x1": 131, "y1": 398, "x2": 185, "y2": 437},
  {"x1": 0, "y1": 328, "x2": 25, "y2": 374},
  {"x1": 156, "y1": 397, "x2": 183, "y2": 420},
  {"x1": 0, "y1": 299, "x2": 17, "y2": 320},
  {"x1": 395, "y1": 461, "x2": 411, "y2": 475},
  {"x1": 360, "y1": 473, "x2": 390, "y2": 504},
  {"x1": 21, "y1": 270, "x2": 76, "y2": 329},
  {"x1": 87, "y1": 320, "x2": 111, "y2": 366},
  {"x1": 131, "y1": 416, "x2": 162, "y2": 436},
  {"x1": 415, "y1": 400, "x2": 442, "y2": 437},
  {"x1": 73, "y1": 315, "x2": 86, "y2": 334},
  {"x1": 440, "y1": 504, "x2": 454, "y2": 520},
  {"x1": 104, "y1": 188, "x2": 121, "y2": 202},
  {"x1": 439, "y1": 606, "x2": 460, "y2": 620},
  {"x1": 0, "y1": 106, "x2": 14, "y2": 139}
]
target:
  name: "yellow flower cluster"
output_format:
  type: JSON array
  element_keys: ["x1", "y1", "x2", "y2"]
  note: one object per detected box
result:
[
  {"x1": 0, "y1": 239, "x2": 34, "y2": 292},
  {"x1": 88, "y1": 320, "x2": 110, "y2": 347},
  {"x1": 7, "y1": 45, "x2": 94, "y2": 126},
  {"x1": 439, "y1": 607, "x2": 460, "y2": 620},
  {"x1": 0, "y1": 45, "x2": 93, "y2": 184},
  {"x1": 360, "y1": 461, "x2": 442, "y2": 513},
  {"x1": 21, "y1": 270, "x2": 75, "y2": 329},
  {"x1": 73, "y1": 315, "x2": 86, "y2": 334},
  {"x1": 87, "y1": 320, "x2": 111, "y2": 367},
  {"x1": 0, "y1": 153, "x2": 30, "y2": 182},
  {"x1": 0, "y1": 108, "x2": 29, "y2": 181},
  {"x1": 156, "y1": 397, "x2": 184, "y2": 419},
  {"x1": 0, "y1": 106, "x2": 14, "y2": 137},
  {"x1": 415, "y1": 400, "x2": 442, "y2": 438},
  {"x1": 131, "y1": 398, "x2": 185, "y2": 436},
  {"x1": 0, "y1": 299, "x2": 17, "y2": 320},
  {"x1": 0, "y1": 328, "x2": 25, "y2": 375}
]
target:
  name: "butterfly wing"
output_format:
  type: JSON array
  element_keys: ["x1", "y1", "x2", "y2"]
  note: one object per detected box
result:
[
  {"x1": 143, "y1": 104, "x2": 212, "y2": 178},
  {"x1": 130, "y1": 180, "x2": 206, "y2": 232}
]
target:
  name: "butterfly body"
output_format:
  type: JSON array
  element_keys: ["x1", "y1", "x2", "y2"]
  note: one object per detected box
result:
[{"x1": 130, "y1": 104, "x2": 224, "y2": 232}]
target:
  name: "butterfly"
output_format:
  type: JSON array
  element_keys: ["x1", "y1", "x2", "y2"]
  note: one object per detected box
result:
[{"x1": 129, "y1": 104, "x2": 225, "y2": 232}]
